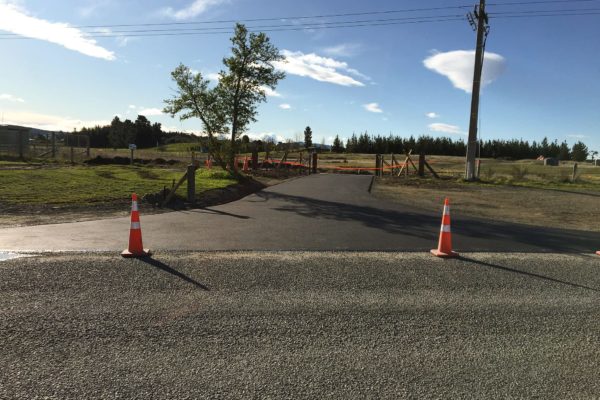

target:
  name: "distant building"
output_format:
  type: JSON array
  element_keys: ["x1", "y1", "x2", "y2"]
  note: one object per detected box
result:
[{"x1": 0, "y1": 125, "x2": 31, "y2": 157}]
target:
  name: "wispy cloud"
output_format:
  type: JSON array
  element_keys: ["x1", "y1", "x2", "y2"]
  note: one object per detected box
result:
[
  {"x1": 363, "y1": 103, "x2": 383, "y2": 113},
  {"x1": 78, "y1": 0, "x2": 113, "y2": 18},
  {"x1": 0, "y1": 1, "x2": 115, "y2": 60},
  {"x1": 424, "y1": 50, "x2": 505, "y2": 93},
  {"x1": 279, "y1": 103, "x2": 291, "y2": 110},
  {"x1": 246, "y1": 132, "x2": 286, "y2": 143},
  {"x1": 261, "y1": 86, "x2": 282, "y2": 98},
  {"x1": 426, "y1": 112, "x2": 439, "y2": 119},
  {"x1": 322, "y1": 43, "x2": 362, "y2": 58},
  {"x1": 206, "y1": 72, "x2": 221, "y2": 81},
  {"x1": 138, "y1": 108, "x2": 163, "y2": 116},
  {"x1": 428, "y1": 122, "x2": 465, "y2": 135},
  {"x1": 1, "y1": 110, "x2": 110, "y2": 132},
  {"x1": 126, "y1": 105, "x2": 163, "y2": 116},
  {"x1": 568, "y1": 134, "x2": 588, "y2": 139},
  {"x1": 160, "y1": 0, "x2": 228, "y2": 20},
  {"x1": 0, "y1": 93, "x2": 25, "y2": 103},
  {"x1": 274, "y1": 50, "x2": 367, "y2": 87}
]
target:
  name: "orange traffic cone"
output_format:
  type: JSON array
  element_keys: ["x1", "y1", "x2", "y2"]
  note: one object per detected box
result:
[
  {"x1": 121, "y1": 193, "x2": 151, "y2": 258},
  {"x1": 431, "y1": 198, "x2": 458, "y2": 258},
  {"x1": 243, "y1": 156, "x2": 249, "y2": 173}
]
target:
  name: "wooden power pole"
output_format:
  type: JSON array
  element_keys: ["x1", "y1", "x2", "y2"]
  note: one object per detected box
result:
[{"x1": 465, "y1": 0, "x2": 489, "y2": 181}]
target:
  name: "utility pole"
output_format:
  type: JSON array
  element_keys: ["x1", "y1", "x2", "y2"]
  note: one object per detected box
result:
[{"x1": 465, "y1": 0, "x2": 489, "y2": 181}]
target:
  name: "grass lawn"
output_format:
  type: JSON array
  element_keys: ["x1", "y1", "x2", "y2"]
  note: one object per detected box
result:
[{"x1": 0, "y1": 165, "x2": 237, "y2": 206}]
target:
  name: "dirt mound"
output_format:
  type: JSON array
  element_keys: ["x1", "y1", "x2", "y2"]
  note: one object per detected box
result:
[{"x1": 84, "y1": 156, "x2": 180, "y2": 166}]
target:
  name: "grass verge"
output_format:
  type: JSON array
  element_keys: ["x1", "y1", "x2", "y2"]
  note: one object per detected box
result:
[
  {"x1": 0, "y1": 165, "x2": 237, "y2": 206},
  {"x1": 372, "y1": 176, "x2": 600, "y2": 232}
]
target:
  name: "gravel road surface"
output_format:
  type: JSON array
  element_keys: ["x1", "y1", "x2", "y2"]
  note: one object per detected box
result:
[{"x1": 2, "y1": 251, "x2": 599, "y2": 398}]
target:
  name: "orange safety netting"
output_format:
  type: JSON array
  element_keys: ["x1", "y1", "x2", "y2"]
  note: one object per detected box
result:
[{"x1": 244, "y1": 157, "x2": 436, "y2": 172}]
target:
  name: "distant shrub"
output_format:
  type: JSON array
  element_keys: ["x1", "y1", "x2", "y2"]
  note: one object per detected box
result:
[
  {"x1": 136, "y1": 169, "x2": 160, "y2": 180},
  {"x1": 509, "y1": 165, "x2": 528, "y2": 181},
  {"x1": 481, "y1": 167, "x2": 495, "y2": 181},
  {"x1": 95, "y1": 169, "x2": 116, "y2": 179}
]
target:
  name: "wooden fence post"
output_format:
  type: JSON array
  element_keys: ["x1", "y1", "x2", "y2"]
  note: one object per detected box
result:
[
  {"x1": 51, "y1": 132, "x2": 56, "y2": 158},
  {"x1": 187, "y1": 165, "x2": 196, "y2": 205},
  {"x1": 252, "y1": 148, "x2": 259, "y2": 170}
]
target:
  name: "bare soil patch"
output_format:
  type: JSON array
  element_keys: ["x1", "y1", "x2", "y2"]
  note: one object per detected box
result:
[{"x1": 373, "y1": 177, "x2": 600, "y2": 232}]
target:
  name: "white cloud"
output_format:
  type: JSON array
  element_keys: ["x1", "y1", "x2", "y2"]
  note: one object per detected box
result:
[
  {"x1": 246, "y1": 132, "x2": 286, "y2": 143},
  {"x1": 568, "y1": 134, "x2": 588, "y2": 139},
  {"x1": 137, "y1": 108, "x2": 163, "y2": 116},
  {"x1": 163, "y1": 126, "x2": 203, "y2": 135},
  {"x1": 78, "y1": 0, "x2": 112, "y2": 18},
  {"x1": 128, "y1": 104, "x2": 137, "y2": 109},
  {"x1": 426, "y1": 112, "x2": 439, "y2": 119},
  {"x1": 428, "y1": 123, "x2": 465, "y2": 135},
  {"x1": 0, "y1": 1, "x2": 115, "y2": 60},
  {"x1": 322, "y1": 43, "x2": 362, "y2": 57},
  {"x1": 0, "y1": 93, "x2": 25, "y2": 103},
  {"x1": 261, "y1": 86, "x2": 282, "y2": 97},
  {"x1": 273, "y1": 50, "x2": 366, "y2": 87},
  {"x1": 160, "y1": 0, "x2": 228, "y2": 20},
  {"x1": 423, "y1": 50, "x2": 506, "y2": 93},
  {"x1": 279, "y1": 103, "x2": 291, "y2": 110},
  {"x1": 363, "y1": 102, "x2": 383, "y2": 113},
  {"x1": 206, "y1": 72, "x2": 220, "y2": 82},
  {"x1": 115, "y1": 36, "x2": 136, "y2": 47},
  {"x1": 1, "y1": 110, "x2": 109, "y2": 132}
]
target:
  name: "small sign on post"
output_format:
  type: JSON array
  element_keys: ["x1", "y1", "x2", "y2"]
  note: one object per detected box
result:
[{"x1": 129, "y1": 144, "x2": 137, "y2": 165}]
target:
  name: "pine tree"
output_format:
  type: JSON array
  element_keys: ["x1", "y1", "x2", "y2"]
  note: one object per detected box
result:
[
  {"x1": 571, "y1": 141, "x2": 589, "y2": 161},
  {"x1": 558, "y1": 141, "x2": 571, "y2": 160},
  {"x1": 332, "y1": 135, "x2": 343, "y2": 153},
  {"x1": 304, "y1": 126, "x2": 313, "y2": 148}
]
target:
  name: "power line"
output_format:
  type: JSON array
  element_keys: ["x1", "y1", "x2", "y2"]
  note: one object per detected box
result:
[
  {"x1": 0, "y1": 17, "x2": 467, "y2": 39},
  {"x1": 492, "y1": 11, "x2": 600, "y2": 18},
  {"x1": 0, "y1": 4, "x2": 598, "y2": 40},
  {"x1": 487, "y1": 0, "x2": 599, "y2": 5},
  {"x1": 490, "y1": 7, "x2": 600, "y2": 14},
  {"x1": 73, "y1": 5, "x2": 476, "y2": 29},
  {"x1": 64, "y1": 0, "x2": 600, "y2": 30},
  {"x1": 67, "y1": 14, "x2": 469, "y2": 35}
]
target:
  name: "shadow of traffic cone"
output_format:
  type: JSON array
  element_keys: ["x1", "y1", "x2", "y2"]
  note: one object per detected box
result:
[
  {"x1": 431, "y1": 197, "x2": 458, "y2": 258},
  {"x1": 121, "y1": 193, "x2": 151, "y2": 258}
]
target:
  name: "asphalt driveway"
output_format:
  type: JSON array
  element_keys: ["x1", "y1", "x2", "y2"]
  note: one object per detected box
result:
[{"x1": 0, "y1": 174, "x2": 598, "y2": 252}]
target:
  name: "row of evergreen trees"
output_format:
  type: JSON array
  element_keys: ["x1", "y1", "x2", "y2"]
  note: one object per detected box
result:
[
  {"x1": 331, "y1": 133, "x2": 590, "y2": 161},
  {"x1": 79, "y1": 116, "x2": 199, "y2": 149},
  {"x1": 77, "y1": 117, "x2": 591, "y2": 162}
]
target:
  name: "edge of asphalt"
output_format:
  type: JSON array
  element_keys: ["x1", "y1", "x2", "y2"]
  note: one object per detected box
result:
[{"x1": 1, "y1": 249, "x2": 598, "y2": 257}]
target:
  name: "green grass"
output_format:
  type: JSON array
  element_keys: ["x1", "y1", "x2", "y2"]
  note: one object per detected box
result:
[
  {"x1": 0, "y1": 160, "x2": 31, "y2": 167},
  {"x1": 0, "y1": 165, "x2": 237, "y2": 205}
]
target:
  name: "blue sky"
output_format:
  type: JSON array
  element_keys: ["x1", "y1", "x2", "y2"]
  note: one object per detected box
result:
[{"x1": 0, "y1": 0, "x2": 598, "y2": 152}]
